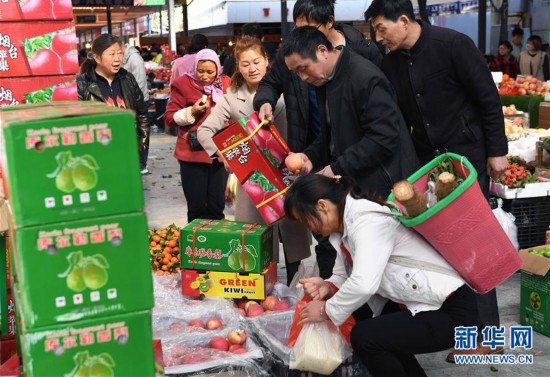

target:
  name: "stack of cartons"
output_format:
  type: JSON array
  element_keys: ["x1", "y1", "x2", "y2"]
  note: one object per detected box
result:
[
  {"x1": 180, "y1": 219, "x2": 277, "y2": 300},
  {"x1": 0, "y1": 0, "x2": 78, "y2": 106},
  {"x1": 0, "y1": 230, "x2": 16, "y2": 364},
  {"x1": 0, "y1": 102, "x2": 155, "y2": 376}
]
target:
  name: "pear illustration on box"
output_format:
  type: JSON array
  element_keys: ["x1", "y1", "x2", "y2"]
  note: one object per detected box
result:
[
  {"x1": 58, "y1": 251, "x2": 110, "y2": 292},
  {"x1": 48, "y1": 151, "x2": 99, "y2": 193}
]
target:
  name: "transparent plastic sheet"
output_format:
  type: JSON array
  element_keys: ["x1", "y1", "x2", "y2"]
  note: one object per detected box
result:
[
  {"x1": 289, "y1": 321, "x2": 351, "y2": 375},
  {"x1": 245, "y1": 310, "x2": 294, "y2": 365},
  {"x1": 161, "y1": 326, "x2": 264, "y2": 375}
]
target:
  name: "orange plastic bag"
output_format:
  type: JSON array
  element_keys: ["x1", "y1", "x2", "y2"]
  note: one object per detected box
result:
[{"x1": 288, "y1": 296, "x2": 355, "y2": 347}]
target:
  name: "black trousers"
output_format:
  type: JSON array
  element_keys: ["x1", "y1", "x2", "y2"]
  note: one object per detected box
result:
[
  {"x1": 314, "y1": 235, "x2": 337, "y2": 279},
  {"x1": 179, "y1": 160, "x2": 228, "y2": 223},
  {"x1": 350, "y1": 285, "x2": 478, "y2": 377}
]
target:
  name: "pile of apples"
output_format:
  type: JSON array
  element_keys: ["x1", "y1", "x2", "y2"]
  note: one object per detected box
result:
[
  {"x1": 499, "y1": 74, "x2": 549, "y2": 96},
  {"x1": 167, "y1": 316, "x2": 224, "y2": 334},
  {"x1": 234, "y1": 296, "x2": 292, "y2": 317},
  {"x1": 164, "y1": 329, "x2": 249, "y2": 366}
]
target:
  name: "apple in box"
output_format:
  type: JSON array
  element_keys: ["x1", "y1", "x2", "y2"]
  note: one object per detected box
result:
[
  {"x1": 0, "y1": 22, "x2": 78, "y2": 77},
  {"x1": 0, "y1": 0, "x2": 73, "y2": 21},
  {"x1": 0, "y1": 76, "x2": 77, "y2": 106}
]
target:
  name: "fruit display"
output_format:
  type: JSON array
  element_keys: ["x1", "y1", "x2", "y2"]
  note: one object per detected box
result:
[
  {"x1": 234, "y1": 296, "x2": 293, "y2": 317},
  {"x1": 148, "y1": 224, "x2": 181, "y2": 275},
  {"x1": 504, "y1": 117, "x2": 525, "y2": 141},
  {"x1": 146, "y1": 67, "x2": 171, "y2": 82},
  {"x1": 495, "y1": 162, "x2": 541, "y2": 188},
  {"x1": 499, "y1": 74, "x2": 550, "y2": 96},
  {"x1": 527, "y1": 245, "x2": 550, "y2": 258},
  {"x1": 163, "y1": 329, "x2": 252, "y2": 367}
]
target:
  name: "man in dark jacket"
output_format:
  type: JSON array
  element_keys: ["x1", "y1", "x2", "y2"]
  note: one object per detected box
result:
[
  {"x1": 281, "y1": 26, "x2": 418, "y2": 204},
  {"x1": 364, "y1": 0, "x2": 509, "y2": 361},
  {"x1": 254, "y1": 0, "x2": 384, "y2": 279}
]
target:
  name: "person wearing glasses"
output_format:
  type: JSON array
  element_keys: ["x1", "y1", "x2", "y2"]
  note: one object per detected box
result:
[{"x1": 253, "y1": 0, "x2": 383, "y2": 280}]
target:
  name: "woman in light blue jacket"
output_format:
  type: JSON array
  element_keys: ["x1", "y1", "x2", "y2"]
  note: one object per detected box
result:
[{"x1": 285, "y1": 174, "x2": 478, "y2": 377}]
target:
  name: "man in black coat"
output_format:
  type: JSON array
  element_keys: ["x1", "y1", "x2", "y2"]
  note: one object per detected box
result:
[
  {"x1": 364, "y1": 0, "x2": 509, "y2": 362},
  {"x1": 254, "y1": 0, "x2": 383, "y2": 279},
  {"x1": 281, "y1": 27, "x2": 418, "y2": 201}
]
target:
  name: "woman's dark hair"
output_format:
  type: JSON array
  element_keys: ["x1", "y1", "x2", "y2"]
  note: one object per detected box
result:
[
  {"x1": 79, "y1": 34, "x2": 122, "y2": 74},
  {"x1": 284, "y1": 174, "x2": 386, "y2": 231},
  {"x1": 230, "y1": 36, "x2": 268, "y2": 89},
  {"x1": 293, "y1": 0, "x2": 335, "y2": 24},
  {"x1": 499, "y1": 40, "x2": 513, "y2": 52},
  {"x1": 527, "y1": 35, "x2": 543, "y2": 52}
]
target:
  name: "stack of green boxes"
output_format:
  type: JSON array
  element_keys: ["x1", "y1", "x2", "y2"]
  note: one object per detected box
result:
[{"x1": 0, "y1": 102, "x2": 155, "y2": 376}]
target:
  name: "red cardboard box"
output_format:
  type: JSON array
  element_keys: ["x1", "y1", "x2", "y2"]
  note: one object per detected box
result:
[
  {"x1": 0, "y1": 0, "x2": 73, "y2": 21},
  {"x1": 0, "y1": 21, "x2": 78, "y2": 77},
  {"x1": 212, "y1": 113, "x2": 291, "y2": 224},
  {"x1": 0, "y1": 76, "x2": 77, "y2": 106},
  {"x1": 0, "y1": 292, "x2": 15, "y2": 339},
  {"x1": 0, "y1": 353, "x2": 18, "y2": 377},
  {"x1": 0, "y1": 339, "x2": 16, "y2": 365}
]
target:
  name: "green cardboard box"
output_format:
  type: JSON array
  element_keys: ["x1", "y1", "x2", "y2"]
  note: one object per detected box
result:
[
  {"x1": 519, "y1": 246, "x2": 550, "y2": 336},
  {"x1": 17, "y1": 307, "x2": 155, "y2": 377},
  {"x1": 180, "y1": 219, "x2": 273, "y2": 274},
  {"x1": 0, "y1": 102, "x2": 143, "y2": 227},
  {"x1": 10, "y1": 212, "x2": 153, "y2": 329}
]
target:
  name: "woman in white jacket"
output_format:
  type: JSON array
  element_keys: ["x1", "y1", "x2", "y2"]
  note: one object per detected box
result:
[
  {"x1": 198, "y1": 36, "x2": 310, "y2": 284},
  {"x1": 285, "y1": 174, "x2": 478, "y2": 377}
]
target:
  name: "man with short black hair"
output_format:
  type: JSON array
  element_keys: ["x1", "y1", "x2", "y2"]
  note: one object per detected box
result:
[
  {"x1": 254, "y1": 0, "x2": 383, "y2": 279},
  {"x1": 365, "y1": 0, "x2": 508, "y2": 362},
  {"x1": 511, "y1": 26, "x2": 524, "y2": 60},
  {"x1": 281, "y1": 26, "x2": 417, "y2": 209}
]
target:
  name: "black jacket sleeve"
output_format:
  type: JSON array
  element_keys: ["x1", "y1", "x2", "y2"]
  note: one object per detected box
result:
[
  {"x1": 126, "y1": 72, "x2": 150, "y2": 151},
  {"x1": 253, "y1": 53, "x2": 286, "y2": 111},
  {"x1": 339, "y1": 23, "x2": 383, "y2": 68}
]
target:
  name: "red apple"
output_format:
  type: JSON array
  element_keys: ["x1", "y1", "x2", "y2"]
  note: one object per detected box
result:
[
  {"x1": 187, "y1": 319, "x2": 205, "y2": 329},
  {"x1": 285, "y1": 153, "x2": 304, "y2": 172},
  {"x1": 261, "y1": 295, "x2": 279, "y2": 311},
  {"x1": 52, "y1": 32, "x2": 76, "y2": 57},
  {"x1": 168, "y1": 322, "x2": 185, "y2": 332},
  {"x1": 209, "y1": 336, "x2": 229, "y2": 351},
  {"x1": 29, "y1": 49, "x2": 61, "y2": 75},
  {"x1": 52, "y1": 82, "x2": 77, "y2": 101},
  {"x1": 205, "y1": 316, "x2": 223, "y2": 330},
  {"x1": 274, "y1": 300, "x2": 291, "y2": 311},
  {"x1": 236, "y1": 299, "x2": 248, "y2": 310},
  {"x1": 232, "y1": 347, "x2": 248, "y2": 354},
  {"x1": 60, "y1": 50, "x2": 78, "y2": 74},
  {"x1": 244, "y1": 301, "x2": 260, "y2": 312},
  {"x1": 227, "y1": 330, "x2": 247, "y2": 345},
  {"x1": 228, "y1": 344, "x2": 244, "y2": 353},
  {"x1": 238, "y1": 308, "x2": 246, "y2": 317},
  {"x1": 246, "y1": 304, "x2": 265, "y2": 317}
]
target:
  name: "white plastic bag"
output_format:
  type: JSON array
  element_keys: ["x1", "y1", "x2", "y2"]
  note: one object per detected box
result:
[
  {"x1": 493, "y1": 206, "x2": 519, "y2": 250},
  {"x1": 289, "y1": 321, "x2": 348, "y2": 375}
]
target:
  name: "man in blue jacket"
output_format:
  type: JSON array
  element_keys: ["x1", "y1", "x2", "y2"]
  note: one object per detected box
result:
[{"x1": 364, "y1": 0, "x2": 508, "y2": 361}]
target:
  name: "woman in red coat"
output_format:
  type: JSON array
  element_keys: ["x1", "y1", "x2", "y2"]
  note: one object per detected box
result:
[{"x1": 165, "y1": 49, "x2": 231, "y2": 222}]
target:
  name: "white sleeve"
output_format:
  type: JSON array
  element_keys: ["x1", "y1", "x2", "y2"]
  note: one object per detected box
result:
[
  {"x1": 173, "y1": 107, "x2": 195, "y2": 126},
  {"x1": 198, "y1": 94, "x2": 233, "y2": 157},
  {"x1": 325, "y1": 214, "x2": 397, "y2": 326}
]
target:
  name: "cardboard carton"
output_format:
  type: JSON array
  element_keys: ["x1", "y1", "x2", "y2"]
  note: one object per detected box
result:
[
  {"x1": 0, "y1": 103, "x2": 144, "y2": 227},
  {"x1": 212, "y1": 113, "x2": 291, "y2": 224},
  {"x1": 10, "y1": 212, "x2": 153, "y2": 329},
  {"x1": 180, "y1": 219, "x2": 273, "y2": 274},
  {"x1": 0, "y1": 0, "x2": 73, "y2": 21},
  {"x1": 17, "y1": 310, "x2": 155, "y2": 377},
  {"x1": 519, "y1": 245, "x2": 550, "y2": 336},
  {"x1": 182, "y1": 260, "x2": 277, "y2": 300},
  {"x1": 0, "y1": 21, "x2": 78, "y2": 77},
  {"x1": 0, "y1": 76, "x2": 77, "y2": 106}
]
